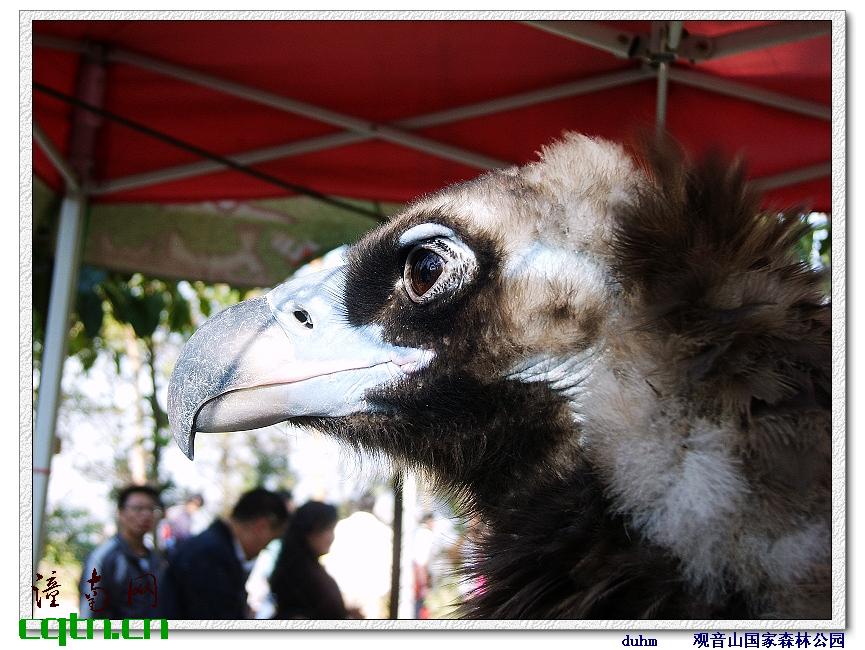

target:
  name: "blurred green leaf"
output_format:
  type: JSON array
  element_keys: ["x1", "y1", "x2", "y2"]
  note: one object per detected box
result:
[
  {"x1": 129, "y1": 292, "x2": 165, "y2": 339},
  {"x1": 67, "y1": 323, "x2": 98, "y2": 371},
  {"x1": 198, "y1": 290, "x2": 212, "y2": 318},
  {"x1": 102, "y1": 280, "x2": 132, "y2": 325},
  {"x1": 794, "y1": 228, "x2": 814, "y2": 264},
  {"x1": 76, "y1": 289, "x2": 104, "y2": 339},
  {"x1": 168, "y1": 289, "x2": 193, "y2": 334},
  {"x1": 819, "y1": 226, "x2": 831, "y2": 264},
  {"x1": 44, "y1": 505, "x2": 103, "y2": 567}
]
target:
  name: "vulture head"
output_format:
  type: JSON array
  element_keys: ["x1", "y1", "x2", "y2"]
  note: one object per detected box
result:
[{"x1": 168, "y1": 134, "x2": 831, "y2": 619}]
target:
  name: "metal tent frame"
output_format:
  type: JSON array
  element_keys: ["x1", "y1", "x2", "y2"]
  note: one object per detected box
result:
[{"x1": 31, "y1": 19, "x2": 832, "y2": 599}]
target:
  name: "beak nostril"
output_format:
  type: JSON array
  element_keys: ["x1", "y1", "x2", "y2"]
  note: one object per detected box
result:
[{"x1": 292, "y1": 309, "x2": 314, "y2": 329}]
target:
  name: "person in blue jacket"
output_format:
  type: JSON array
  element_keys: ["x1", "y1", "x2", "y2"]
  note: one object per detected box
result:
[{"x1": 158, "y1": 488, "x2": 288, "y2": 619}]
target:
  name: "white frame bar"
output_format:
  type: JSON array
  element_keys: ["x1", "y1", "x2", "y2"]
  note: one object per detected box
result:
[
  {"x1": 667, "y1": 21, "x2": 684, "y2": 51},
  {"x1": 524, "y1": 21, "x2": 638, "y2": 58},
  {"x1": 93, "y1": 67, "x2": 655, "y2": 195},
  {"x1": 680, "y1": 20, "x2": 831, "y2": 62},
  {"x1": 35, "y1": 35, "x2": 505, "y2": 171},
  {"x1": 655, "y1": 62, "x2": 670, "y2": 134},
  {"x1": 113, "y1": 48, "x2": 508, "y2": 170},
  {"x1": 653, "y1": 21, "x2": 683, "y2": 133},
  {"x1": 32, "y1": 39, "x2": 104, "y2": 580},
  {"x1": 669, "y1": 68, "x2": 831, "y2": 121},
  {"x1": 38, "y1": 29, "x2": 832, "y2": 194},
  {"x1": 397, "y1": 472, "x2": 418, "y2": 619},
  {"x1": 34, "y1": 121, "x2": 80, "y2": 192},
  {"x1": 92, "y1": 132, "x2": 364, "y2": 196},
  {"x1": 752, "y1": 162, "x2": 830, "y2": 192},
  {"x1": 131, "y1": 47, "x2": 503, "y2": 169},
  {"x1": 33, "y1": 193, "x2": 87, "y2": 574},
  {"x1": 399, "y1": 67, "x2": 654, "y2": 129}
]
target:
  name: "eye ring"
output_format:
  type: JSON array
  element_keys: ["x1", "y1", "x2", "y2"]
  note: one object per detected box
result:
[{"x1": 400, "y1": 233, "x2": 478, "y2": 305}]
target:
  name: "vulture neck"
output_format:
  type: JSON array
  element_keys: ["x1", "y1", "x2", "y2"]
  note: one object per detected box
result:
[{"x1": 460, "y1": 455, "x2": 750, "y2": 620}]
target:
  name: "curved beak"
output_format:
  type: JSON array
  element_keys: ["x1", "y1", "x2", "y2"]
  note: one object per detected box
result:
[{"x1": 167, "y1": 266, "x2": 433, "y2": 460}]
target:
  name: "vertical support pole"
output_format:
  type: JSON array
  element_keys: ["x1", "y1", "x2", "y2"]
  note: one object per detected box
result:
[
  {"x1": 655, "y1": 61, "x2": 670, "y2": 136},
  {"x1": 32, "y1": 193, "x2": 86, "y2": 575},
  {"x1": 654, "y1": 21, "x2": 682, "y2": 137},
  {"x1": 388, "y1": 471, "x2": 419, "y2": 619},
  {"x1": 398, "y1": 472, "x2": 418, "y2": 619},
  {"x1": 388, "y1": 473, "x2": 403, "y2": 619},
  {"x1": 32, "y1": 43, "x2": 105, "y2": 578},
  {"x1": 668, "y1": 21, "x2": 684, "y2": 52}
]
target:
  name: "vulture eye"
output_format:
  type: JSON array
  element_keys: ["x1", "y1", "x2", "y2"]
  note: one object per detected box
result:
[
  {"x1": 400, "y1": 231, "x2": 478, "y2": 304},
  {"x1": 407, "y1": 248, "x2": 445, "y2": 298}
]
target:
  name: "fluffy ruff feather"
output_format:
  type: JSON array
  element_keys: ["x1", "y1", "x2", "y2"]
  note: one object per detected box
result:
[{"x1": 307, "y1": 134, "x2": 830, "y2": 619}]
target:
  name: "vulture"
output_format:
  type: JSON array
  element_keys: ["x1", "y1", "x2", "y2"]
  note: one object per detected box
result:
[{"x1": 167, "y1": 134, "x2": 831, "y2": 620}]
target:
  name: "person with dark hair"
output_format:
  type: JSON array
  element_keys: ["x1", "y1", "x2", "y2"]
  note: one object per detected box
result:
[
  {"x1": 269, "y1": 501, "x2": 355, "y2": 619},
  {"x1": 79, "y1": 485, "x2": 164, "y2": 619},
  {"x1": 246, "y1": 488, "x2": 297, "y2": 618},
  {"x1": 158, "y1": 488, "x2": 288, "y2": 619}
]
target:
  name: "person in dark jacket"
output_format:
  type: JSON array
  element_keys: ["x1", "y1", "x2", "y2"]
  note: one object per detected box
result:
[
  {"x1": 79, "y1": 485, "x2": 165, "y2": 619},
  {"x1": 270, "y1": 501, "x2": 355, "y2": 619},
  {"x1": 158, "y1": 488, "x2": 288, "y2": 619}
]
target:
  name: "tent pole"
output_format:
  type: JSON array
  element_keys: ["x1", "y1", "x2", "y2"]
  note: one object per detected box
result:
[
  {"x1": 654, "y1": 21, "x2": 682, "y2": 136},
  {"x1": 32, "y1": 45, "x2": 105, "y2": 581},
  {"x1": 35, "y1": 35, "x2": 507, "y2": 171},
  {"x1": 389, "y1": 474, "x2": 403, "y2": 619},
  {"x1": 680, "y1": 20, "x2": 830, "y2": 62},
  {"x1": 398, "y1": 472, "x2": 419, "y2": 619},
  {"x1": 752, "y1": 162, "x2": 831, "y2": 192},
  {"x1": 524, "y1": 21, "x2": 638, "y2": 58},
  {"x1": 109, "y1": 47, "x2": 507, "y2": 170},
  {"x1": 655, "y1": 62, "x2": 670, "y2": 135},
  {"x1": 32, "y1": 192, "x2": 87, "y2": 576},
  {"x1": 668, "y1": 68, "x2": 830, "y2": 121},
  {"x1": 33, "y1": 122, "x2": 80, "y2": 193},
  {"x1": 91, "y1": 67, "x2": 654, "y2": 196}
]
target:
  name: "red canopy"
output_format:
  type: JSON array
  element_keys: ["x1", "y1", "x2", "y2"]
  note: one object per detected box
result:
[{"x1": 32, "y1": 19, "x2": 831, "y2": 211}]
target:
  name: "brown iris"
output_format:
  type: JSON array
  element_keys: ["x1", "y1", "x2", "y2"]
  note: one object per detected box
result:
[{"x1": 407, "y1": 247, "x2": 444, "y2": 297}]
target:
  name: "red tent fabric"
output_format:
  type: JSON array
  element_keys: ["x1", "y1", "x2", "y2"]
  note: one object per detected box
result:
[{"x1": 32, "y1": 19, "x2": 831, "y2": 211}]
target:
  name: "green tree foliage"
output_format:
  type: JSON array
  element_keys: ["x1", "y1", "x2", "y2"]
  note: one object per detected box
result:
[
  {"x1": 241, "y1": 430, "x2": 292, "y2": 493},
  {"x1": 34, "y1": 268, "x2": 255, "y2": 493},
  {"x1": 793, "y1": 215, "x2": 831, "y2": 295},
  {"x1": 43, "y1": 505, "x2": 103, "y2": 568}
]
